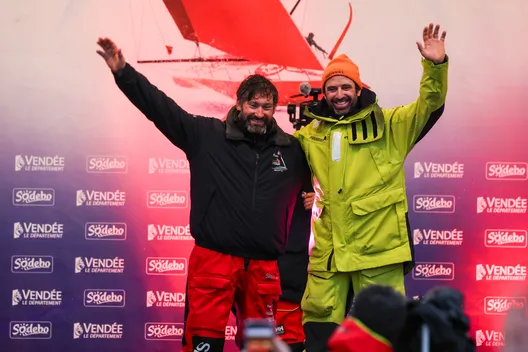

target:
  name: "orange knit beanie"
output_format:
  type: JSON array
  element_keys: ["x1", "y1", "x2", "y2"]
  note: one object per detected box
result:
[{"x1": 321, "y1": 54, "x2": 363, "y2": 90}]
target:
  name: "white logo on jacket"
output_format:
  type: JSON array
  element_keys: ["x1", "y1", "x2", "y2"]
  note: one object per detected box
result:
[{"x1": 271, "y1": 151, "x2": 287, "y2": 172}]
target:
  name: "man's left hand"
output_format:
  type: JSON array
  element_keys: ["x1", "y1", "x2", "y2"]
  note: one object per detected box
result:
[{"x1": 416, "y1": 23, "x2": 447, "y2": 64}]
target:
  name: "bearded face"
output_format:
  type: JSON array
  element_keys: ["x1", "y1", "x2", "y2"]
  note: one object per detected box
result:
[
  {"x1": 324, "y1": 76, "x2": 361, "y2": 116},
  {"x1": 235, "y1": 94, "x2": 275, "y2": 135}
]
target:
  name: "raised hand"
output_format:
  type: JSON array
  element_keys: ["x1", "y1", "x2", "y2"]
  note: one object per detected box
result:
[
  {"x1": 96, "y1": 37, "x2": 126, "y2": 73},
  {"x1": 416, "y1": 24, "x2": 447, "y2": 64}
]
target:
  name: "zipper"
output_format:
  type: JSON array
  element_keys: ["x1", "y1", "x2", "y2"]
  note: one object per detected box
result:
[
  {"x1": 327, "y1": 249, "x2": 334, "y2": 271},
  {"x1": 252, "y1": 153, "x2": 260, "y2": 207}
]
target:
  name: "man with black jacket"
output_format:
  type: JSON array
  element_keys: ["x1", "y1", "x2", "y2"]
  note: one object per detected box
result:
[{"x1": 96, "y1": 38, "x2": 311, "y2": 352}]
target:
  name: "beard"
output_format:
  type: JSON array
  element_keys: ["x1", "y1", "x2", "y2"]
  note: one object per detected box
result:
[{"x1": 236, "y1": 113, "x2": 270, "y2": 135}]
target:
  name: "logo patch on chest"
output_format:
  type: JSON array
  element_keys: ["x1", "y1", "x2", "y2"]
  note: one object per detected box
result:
[
  {"x1": 271, "y1": 151, "x2": 288, "y2": 172},
  {"x1": 309, "y1": 136, "x2": 325, "y2": 142}
]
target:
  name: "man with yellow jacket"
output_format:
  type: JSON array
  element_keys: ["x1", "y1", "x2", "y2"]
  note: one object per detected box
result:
[{"x1": 294, "y1": 23, "x2": 449, "y2": 351}]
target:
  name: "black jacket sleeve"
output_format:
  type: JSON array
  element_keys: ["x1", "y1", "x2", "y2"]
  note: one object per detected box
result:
[{"x1": 113, "y1": 63, "x2": 207, "y2": 157}]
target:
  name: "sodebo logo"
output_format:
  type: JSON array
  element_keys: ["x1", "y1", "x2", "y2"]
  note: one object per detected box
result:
[
  {"x1": 146, "y1": 257, "x2": 187, "y2": 276},
  {"x1": 485, "y1": 229, "x2": 527, "y2": 248},
  {"x1": 147, "y1": 191, "x2": 188, "y2": 208},
  {"x1": 85, "y1": 222, "x2": 127, "y2": 240},
  {"x1": 83, "y1": 289, "x2": 126, "y2": 307},
  {"x1": 486, "y1": 162, "x2": 527, "y2": 180},
  {"x1": 86, "y1": 156, "x2": 127, "y2": 173},
  {"x1": 12, "y1": 188, "x2": 55, "y2": 206},
  {"x1": 10, "y1": 321, "x2": 52, "y2": 339},
  {"x1": 144, "y1": 323, "x2": 184, "y2": 341},
  {"x1": 412, "y1": 262, "x2": 455, "y2": 281},
  {"x1": 413, "y1": 195, "x2": 455, "y2": 213},
  {"x1": 484, "y1": 297, "x2": 526, "y2": 315},
  {"x1": 11, "y1": 256, "x2": 53, "y2": 274}
]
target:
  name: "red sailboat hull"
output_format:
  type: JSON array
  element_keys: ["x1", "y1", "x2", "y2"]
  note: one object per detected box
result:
[
  {"x1": 174, "y1": 77, "x2": 323, "y2": 106},
  {"x1": 157, "y1": 0, "x2": 357, "y2": 106}
]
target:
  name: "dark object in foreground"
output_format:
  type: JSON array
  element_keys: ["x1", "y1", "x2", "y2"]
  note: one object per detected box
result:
[{"x1": 394, "y1": 287, "x2": 475, "y2": 352}]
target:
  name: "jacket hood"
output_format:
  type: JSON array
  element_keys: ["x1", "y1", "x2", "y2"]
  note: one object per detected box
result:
[
  {"x1": 328, "y1": 318, "x2": 392, "y2": 352},
  {"x1": 306, "y1": 88, "x2": 378, "y2": 124}
]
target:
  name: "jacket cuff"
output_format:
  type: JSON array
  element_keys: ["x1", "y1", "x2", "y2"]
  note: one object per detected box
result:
[
  {"x1": 422, "y1": 55, "x2": 448, "y2": 77},
  {"x1": 113, "y1": 63, "x2": 134, "y2": 82}
]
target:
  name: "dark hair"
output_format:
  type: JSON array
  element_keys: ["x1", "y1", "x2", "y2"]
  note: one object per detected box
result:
[
  {"x1": 348, "y1": 285, "x2": 407, "y2": 345},
  {"x1": 236, "y1": 74, "x2": 279, "y2": 106}
]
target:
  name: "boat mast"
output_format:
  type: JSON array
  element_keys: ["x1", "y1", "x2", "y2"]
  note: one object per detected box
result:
[{"x1": 289, "y1": 0, "x2": 302, "y2": 15}]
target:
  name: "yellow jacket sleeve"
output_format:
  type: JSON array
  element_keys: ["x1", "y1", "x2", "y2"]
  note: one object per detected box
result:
[{"x1": 382, "y1": 57, "x2": 449, "y2": 156}]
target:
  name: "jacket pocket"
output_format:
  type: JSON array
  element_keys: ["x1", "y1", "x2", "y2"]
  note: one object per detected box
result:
[
  {"x1": 359, "y1": 264, "x2": 405, "y2": 295},
  {"x1": 350, "y1": 188, "x2": 407, "y2": 255},
  {"x1": 301, "y1": 271, "x2": 337, "y2": 318},
  {"x1": 188, "y1": 276, "x2": 233, "y2": 332},
  {"x1": 257, "y1": 281, "x2": 282, "y2": 315},
  {"x1": 257, "y1": 282, "x2": 282, "y2": 297}
]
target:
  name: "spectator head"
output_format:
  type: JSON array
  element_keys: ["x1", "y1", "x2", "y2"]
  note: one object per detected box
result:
[{"x1": 348, "y1": 284, "x2": 407, "y2": 345}]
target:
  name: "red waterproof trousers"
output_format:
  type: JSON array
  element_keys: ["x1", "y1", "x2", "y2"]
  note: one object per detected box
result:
[
  {"x1": 275, "y1": 300, "x2": 305, "y2": 344},
  {"x1": 234, "y1": 299, "x2": 306, "y2": 349},
  {"x1": 181, "y1": 245, "x2": 282, "y2": 351}
]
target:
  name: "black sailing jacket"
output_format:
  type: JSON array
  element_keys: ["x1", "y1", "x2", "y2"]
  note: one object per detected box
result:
[{"x1": 114, "y1": 64, "x2": 311, "y2": 260}]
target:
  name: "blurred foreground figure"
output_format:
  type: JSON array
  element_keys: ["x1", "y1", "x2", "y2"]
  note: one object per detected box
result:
[
  {"x1": 503, "y1": 305, "x2": 528, "y2": 352},
  {"x1": 328, "y1": 285, "x2": 406, "y2": 352},
  {"x1": 394, "y1": 286, "x2": 475, "y2": 352}
]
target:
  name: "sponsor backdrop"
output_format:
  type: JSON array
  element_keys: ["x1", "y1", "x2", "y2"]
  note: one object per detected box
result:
[{"x1": 1, "y1": 0, "x2": 527, "y2": 351}]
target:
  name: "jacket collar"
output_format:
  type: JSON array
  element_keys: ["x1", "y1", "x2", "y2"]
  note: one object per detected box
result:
[
  {"x1": 306, "y1": 88, "x2": 379, "y2": 124},
  {"x1": 224, "y1": 106, "x2": 291, "y2": 147}
]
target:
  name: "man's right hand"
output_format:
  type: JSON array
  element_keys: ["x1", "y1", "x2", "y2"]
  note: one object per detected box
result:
[
  {"x1": 96, "y1": 37, "x2": 126, "y2": 73},
  {"x1": 302, "y1": 192, "x2": 315, "y2": 211}
]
